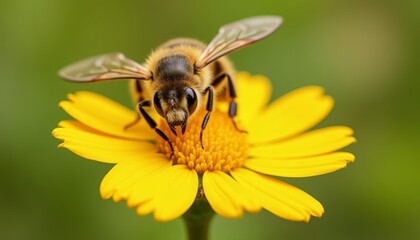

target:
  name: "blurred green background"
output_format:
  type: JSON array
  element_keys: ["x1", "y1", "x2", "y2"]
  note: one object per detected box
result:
[{"x1": 1, "y1": 0, "x2": 419, "y2": 239}]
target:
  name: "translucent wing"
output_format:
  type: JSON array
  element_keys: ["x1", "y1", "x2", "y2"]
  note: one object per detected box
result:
[
  {"x1": 196, "y1": 16, "x2": 283, "y2": 69},
  {"x1": 59, "y1": 52, "x2": 152, "y2": 82}
]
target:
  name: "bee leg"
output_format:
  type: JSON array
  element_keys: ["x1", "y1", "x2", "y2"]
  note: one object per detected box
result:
[
  {"x1": 200, "y1": 86, "x2": 214, "y2": 149},
  {"x1": 212, "y1": 73, "x2": 247, "y2": 133},
  {"x1": 138, "y1": 100, "x2": 174, "y2": 156}
]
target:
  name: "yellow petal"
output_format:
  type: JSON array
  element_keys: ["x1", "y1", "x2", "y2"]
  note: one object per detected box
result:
[
  {"x1": 110, "y1": 158, "x2": 170, "y2": 202},
  {"x1": 129, "y1": 165, "x2": 198, "y2": 222},
  {"x1": 122, "y1": 160, "x2": 171, "y2": 207},
  {"x1": 53, "y1": 127, "x2": 155, "y2": 151},
  {"x1": 111, "y1": 159, "x2": 168, "y2": 202},
  {"x1": 203, "y1": 171, "x2": 242, "y2": 218},
  {"x1": 236, "y1": 72, "x2": 272, "y2": 128},
  {"x1": 231, "y1": 168, "x2": 324, "y2": 222},
  {"x1": 58, "y1": 120, "x2": 106, "y2": 135},
  {"x1": 245, "y1": 152, "x2": 355, "y2": 177},
  {"x1": 100, "y1": 156, "x2": 169, "y2": 199},
  {"x1": 136, "y1": 199, "x2": 155, "y2": 216},
  {"x1": 53, "y1": 127, "x2": 156, "y2": 163},
  {"x1": 60, "y1": 91, "x2": 154, "y2": 140},
  {"x1": 250, "y1": 126, "x2": 356, "y2": 158},
  {"x1": 248, "y1": 86, "x2": 333, "y2": 144},
  {"x1": 203, "y1": 171, "x2": 261, "y2": 218},
  {"x1": 153, "y1": 165, "x2": 198, "y2": 221}
]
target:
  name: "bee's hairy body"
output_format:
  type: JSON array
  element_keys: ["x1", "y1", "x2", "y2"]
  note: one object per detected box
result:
[
  {"x1": 130, "y1": 38, "x2": 235, "y2": 117},
  {"x1": 58, "y1": 16, "x2": 282, "y2": 151}
]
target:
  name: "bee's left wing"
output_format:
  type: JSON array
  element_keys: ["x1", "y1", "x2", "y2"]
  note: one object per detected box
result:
[
  {"x1": 59, "y1": 52, "x2": 152, "y2": 82},
  {"x1": 195, "y1": 16, "x2": 283, "y2": 69}
]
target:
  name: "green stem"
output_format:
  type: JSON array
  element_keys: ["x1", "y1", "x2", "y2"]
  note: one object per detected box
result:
[{"x1": 183, "y1": 199, "x2": 214, "y2": 240}]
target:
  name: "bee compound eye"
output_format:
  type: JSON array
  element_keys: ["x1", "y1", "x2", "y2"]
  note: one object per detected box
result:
[
  {"x1": 153, "y1": 92, "x2": 164, "y2": 117},
  {"x1": 185, "y1": 87, "x2": 198, "y2": 114}
]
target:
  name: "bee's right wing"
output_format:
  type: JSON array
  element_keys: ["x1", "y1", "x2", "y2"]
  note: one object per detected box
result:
[
  {"x1": 195, "y1": 16, "x2": 283, "y2": 69},
  {"x1": 59, "y1": 53, "x2": 152, "y2": 82}
]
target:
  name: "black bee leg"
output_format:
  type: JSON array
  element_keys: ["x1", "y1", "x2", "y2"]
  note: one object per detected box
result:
[
  {"x1": 228, "y1": 101, "x2": 247, "y2": 133},
  {"x1": 212, "y1": 73, "x2": 247, "y2": 133},
  {"x1": 200, "y1": 86, "x2": 214, "y2": 149},
  {"x1": 138, "y1": 100, "x2": 174, "y2": 155}
]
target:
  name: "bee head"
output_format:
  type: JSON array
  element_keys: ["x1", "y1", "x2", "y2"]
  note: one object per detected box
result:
[{"x1": 153, "y1": 86, "x2": 198, "y2": 134}]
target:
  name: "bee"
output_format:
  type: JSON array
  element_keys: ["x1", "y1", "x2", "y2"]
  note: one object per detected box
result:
[{"x1": 59, "y1": 16, "x2": 282, "y2": 151}]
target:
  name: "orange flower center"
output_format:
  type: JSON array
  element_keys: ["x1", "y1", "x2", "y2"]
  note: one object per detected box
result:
[{"x1": 157, "y1": 109, "x2": 248, "y2": 174}]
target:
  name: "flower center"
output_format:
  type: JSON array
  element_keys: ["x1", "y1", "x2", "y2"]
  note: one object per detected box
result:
[{"x1": 157, "y1": 109, "x2": 248, "y2": 174}]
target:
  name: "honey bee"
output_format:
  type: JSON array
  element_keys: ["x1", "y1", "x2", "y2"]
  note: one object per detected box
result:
[{"x1": 59, "y1": 16, "x2": 282, "y2": 151}]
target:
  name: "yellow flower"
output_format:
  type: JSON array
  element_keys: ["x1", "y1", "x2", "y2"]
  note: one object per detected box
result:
[{"x1": 53, "y1": 72, "x2": 355, "y2": 222}]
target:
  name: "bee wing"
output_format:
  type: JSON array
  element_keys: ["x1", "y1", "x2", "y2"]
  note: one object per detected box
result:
[
  {"x1": 59, "y1": 52, "x2": 152, "y2": 82},
  {"x1": 195, "y1": 16, "x2": 283, "y2": 69}
]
